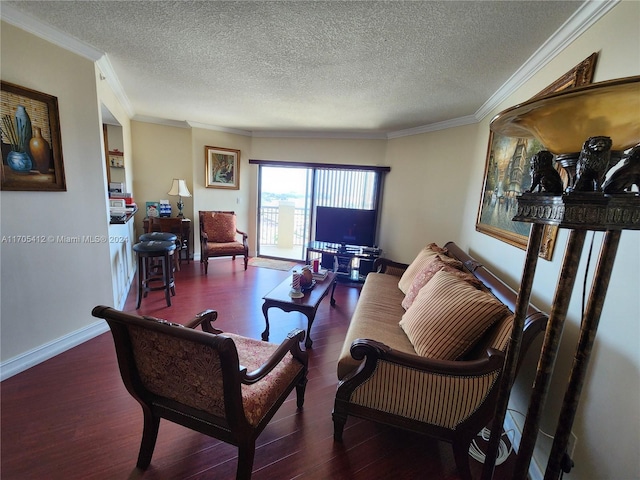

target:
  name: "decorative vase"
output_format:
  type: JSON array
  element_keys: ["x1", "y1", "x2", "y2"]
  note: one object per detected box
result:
[
  {"x1": 14, "y1": 105, "x2": 33, "y2": 161},
  {"x1": 6, "y1": 150, "x2": 32, "y2": 172},
  {"x1": 29, "y1": 126, "x2": 51, "y2": 173}
]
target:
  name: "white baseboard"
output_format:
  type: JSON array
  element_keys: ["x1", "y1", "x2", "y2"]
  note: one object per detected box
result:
[
  {"x1": 504, "y1": 410, "x2": 544, "y2": 480},
  {"x1": 0, "y1": 320, "x2": 109, "y2": 381}
]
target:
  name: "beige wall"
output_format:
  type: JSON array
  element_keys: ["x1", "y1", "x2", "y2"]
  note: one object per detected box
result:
[
  {"x1": 130, "y1": 121, "x2": 193, "y2": 238},
  {"x1": 190, "y1": 128, "x2": 253, "y2": 252},
  {"x1": 0, "y1": 23, "x2": 114, "y2": 362}
]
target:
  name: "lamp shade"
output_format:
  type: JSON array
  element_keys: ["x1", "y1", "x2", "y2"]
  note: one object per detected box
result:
[
  {"x1": 490, "y1": 75, "x2": 640, "y2": 154},
  {"x1": 168, "y1": 179, "x2": 191, "y2": 197}
]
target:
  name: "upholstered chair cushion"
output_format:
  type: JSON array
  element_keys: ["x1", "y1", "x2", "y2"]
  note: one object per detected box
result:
[
  {"x1": 399, "y1": 269, "x2": 510, "y2": 360},
  {"x1": 203, "y1": 212, "x2": 237, "y2": 243},
  {"x1": 398, "y1": 243, "x2": 450, "y2": 294},
  {"x1": 203, "y1": 242, "x2": 246, "y2": 256},
  {"x1": 225, "y1": 333, "x2": 305, "y2": 426},
  {"x1": 401, "y1": 255, "x2": 470, "y2": 310}
]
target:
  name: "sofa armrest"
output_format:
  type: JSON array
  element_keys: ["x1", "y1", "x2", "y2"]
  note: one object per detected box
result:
[
  {"x1": 373, "y1": 258, "x2": 409, "y2": 275},
  {"x1": 335, "y1": 339, "x2": 505, "y2": 429},
  {"x1": 348, "y1": 339, "x2": 504, "y2": 379}
]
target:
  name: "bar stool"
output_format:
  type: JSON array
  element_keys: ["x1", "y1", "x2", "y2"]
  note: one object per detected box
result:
[
  {"x1": 133, "y1": 240, "x2": 176, "y2": 309},
  {"x1": 139, "y1": 231, "x2": 180, "y2": 271}
]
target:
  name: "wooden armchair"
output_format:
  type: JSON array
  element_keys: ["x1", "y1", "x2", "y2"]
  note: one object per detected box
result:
[
  {"x1": 92, "y1": 305, "x2": 308, "y2": 480},
  {"x1": 199, "y1": 211, "x2": 249, "y2": 274}
]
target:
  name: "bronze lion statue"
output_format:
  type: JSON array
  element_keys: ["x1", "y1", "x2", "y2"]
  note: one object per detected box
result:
[
  {"x1": 573, "y1": 136, "x2": 613, "y2": 192},
  {"x1": 526, "y1": 150, "x2": 563, "y2": 195}
]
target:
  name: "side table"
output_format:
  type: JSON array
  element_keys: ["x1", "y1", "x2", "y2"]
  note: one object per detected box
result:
[{"x1": 143, "y1": 217, "x2": 191, "y2": 262}]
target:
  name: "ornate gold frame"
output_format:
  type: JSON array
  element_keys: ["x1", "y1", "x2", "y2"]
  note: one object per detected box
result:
[
  {"x1": 205, "y1": 145, "x2": 240, "y2": 190},
  {"x1": 475, "y1": 53, "x2": 598, "y2": 260}
]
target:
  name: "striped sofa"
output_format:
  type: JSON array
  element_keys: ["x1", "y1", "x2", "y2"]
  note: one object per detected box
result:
[{"x1": 333, "y1": 241, "x2": 548, "y2": 480}]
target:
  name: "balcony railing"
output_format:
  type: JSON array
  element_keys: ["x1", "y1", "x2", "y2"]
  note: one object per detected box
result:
[{"x1": 259, "y1": 205, "x2": 308, "y2": 247}]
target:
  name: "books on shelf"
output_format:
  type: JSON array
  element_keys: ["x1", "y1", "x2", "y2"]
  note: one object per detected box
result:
[{"x1": 312, "y1": 268, "x2": 329, "y2": 280}]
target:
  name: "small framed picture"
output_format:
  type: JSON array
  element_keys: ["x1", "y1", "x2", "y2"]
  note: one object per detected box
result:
[
  {"x1": 205, "y1": 145, "x2": 240, "y2": 190},
  {"x1": 109, "y1": 150, "x2": 124, "y2": 168},
  {"x1": 146, "y1": 201, "x2": 160, "y2": 218}
]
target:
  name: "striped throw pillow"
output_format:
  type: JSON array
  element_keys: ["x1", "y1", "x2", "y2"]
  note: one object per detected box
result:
[
  {"x1": 401, "y1": 255, "x2": 486, "y2": 310},
  {"x1": 399, "y1": 269, "x2": 509, "y2": 360},
  {"x1": 398, "y1": 243, "x2": 450, "y2": 294}
]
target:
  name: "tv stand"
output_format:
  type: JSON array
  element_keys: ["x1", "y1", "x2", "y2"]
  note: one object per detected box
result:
[{"x1": 306, "y1": 241, "x2": 382, "y2": 283}]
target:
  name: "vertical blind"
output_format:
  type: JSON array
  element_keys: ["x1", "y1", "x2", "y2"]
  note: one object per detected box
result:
[{"x1": 314, "y1": 168, "x2": 377, "y2": 210}]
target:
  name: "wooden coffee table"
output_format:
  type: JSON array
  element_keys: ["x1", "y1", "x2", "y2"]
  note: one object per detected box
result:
[{"x1": 261, "y1": 271, "x2": 337, "y2": 348}]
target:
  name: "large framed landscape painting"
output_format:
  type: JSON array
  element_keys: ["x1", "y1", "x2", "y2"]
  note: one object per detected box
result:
[
  {"x1": 475, "y1": 53, "x2": 598, "y2": 260},
  {"x1": 1, "y1": 81, "x2": 66, "y2": 191}
]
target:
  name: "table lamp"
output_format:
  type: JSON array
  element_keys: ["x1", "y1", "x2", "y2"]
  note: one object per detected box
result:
[{"x1": 167, "y1": 179, "x2": 191, "y2": 217}]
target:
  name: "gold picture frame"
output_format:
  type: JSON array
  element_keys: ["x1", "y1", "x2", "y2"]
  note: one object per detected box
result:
[
  {"x1": 205, "y1": 145, "x2": 240, "y2": 190},
  {"x1": 475, "y1": 53, "x2": 598, "y2": 260},
  {"x1": 1, "y1": 81, "x2": 66, "y2": 191}
]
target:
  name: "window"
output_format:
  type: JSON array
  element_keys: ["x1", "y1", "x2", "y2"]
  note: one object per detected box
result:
[{"x1": 250, "y1": 159, "x2": 390, "y2": 260}]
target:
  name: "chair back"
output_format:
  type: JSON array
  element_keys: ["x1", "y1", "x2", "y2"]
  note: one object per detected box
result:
[
  {"x1": 199, "y1": 211, "x2": 238, "y2": 242},
  {"x1": 93, "y1": 306, "x2": 245, "y2": 425}
]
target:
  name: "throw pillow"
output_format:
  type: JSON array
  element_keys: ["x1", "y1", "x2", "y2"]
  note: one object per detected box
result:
[
  {"x1": 401, "y1": 255, "x2": 475, "y2": 310},
  {"x1": 398, "y1": 243, "x2": 450, "y2": 294},
  {"x1": 399, "y1": 269, "x2": 510, "y2": 360},
  {"x1": 204, "y1": 212, "x2": 237, "y2": 243}
]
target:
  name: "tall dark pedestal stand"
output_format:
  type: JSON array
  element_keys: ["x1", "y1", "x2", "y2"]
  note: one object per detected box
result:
[{"x1": 482, "y1": 193, "x2": 639, "y2": 480}]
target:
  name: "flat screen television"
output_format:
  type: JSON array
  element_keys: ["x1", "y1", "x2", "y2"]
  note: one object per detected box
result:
[{"x1": 314, "y1": 206, "x2": 377, "y2": 248}]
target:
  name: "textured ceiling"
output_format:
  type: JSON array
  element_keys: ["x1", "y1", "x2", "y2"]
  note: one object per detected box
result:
[{"x1": 3, "y1": 1, "x2": 586, "y2": 136}]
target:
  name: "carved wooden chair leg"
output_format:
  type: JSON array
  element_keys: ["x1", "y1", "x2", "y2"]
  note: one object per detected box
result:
[
  {"x1": 332, "y1": 409, "x2": 347, "y2": 442},
  {"x1": 136, "y1": 410, "x2": 160, "y2": 469},
  {"x1": 296, "y1": 377, "x2": 308, "y2": 409},
  {"x1": 236, "y1": 440, "x2": 256, "y2": 480},
  {"x1": 452, "y1": 437, "x2": 474, "y2": 480}
]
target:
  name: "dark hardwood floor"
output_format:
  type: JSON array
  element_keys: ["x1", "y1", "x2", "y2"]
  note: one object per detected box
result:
[{"x1": 1, "y1": 258, "x2": 517, "y2": 479}]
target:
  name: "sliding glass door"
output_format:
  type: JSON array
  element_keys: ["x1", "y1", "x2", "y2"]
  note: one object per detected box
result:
[
  {"x1": 257, "y1": 166, "x2": 312, "y2": 260},
  {"x1": 256, "y1": 162, "x2": 388, "y2": 261}
]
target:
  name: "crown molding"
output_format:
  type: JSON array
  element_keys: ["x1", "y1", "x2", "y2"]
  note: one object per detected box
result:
[
  {"x1": 186, "y1": 121, "x2": 253, "y2": 136},
  {"x1": 96, "y1": 56, "x2": 135, "y2": 117},
  {"x1": 1, "y1": 3, "x2": 103, "y2": 61},
  {"x1": 250, "y1": 129, "x2": 388, "y2": 140},
  {"x1": 2, "y1": 3, "x2": 136, "y2": 118},
  {"x1": 474, "y1": 0, "x2": 619, "y2": 121},
  {"x1": 132, "y1": 115, "x2": 191, "y2": 129},
  {"x1": 387, "y1": 115, "x2": 478, "y2": 139},
  {"x1": 2, "y1": 0, "x2": 617, "y2": 139}
]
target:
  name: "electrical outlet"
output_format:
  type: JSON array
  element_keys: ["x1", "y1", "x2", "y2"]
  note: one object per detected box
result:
[{"x1": 567, "y1": 432, "x2": 578, "y2": 458}]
